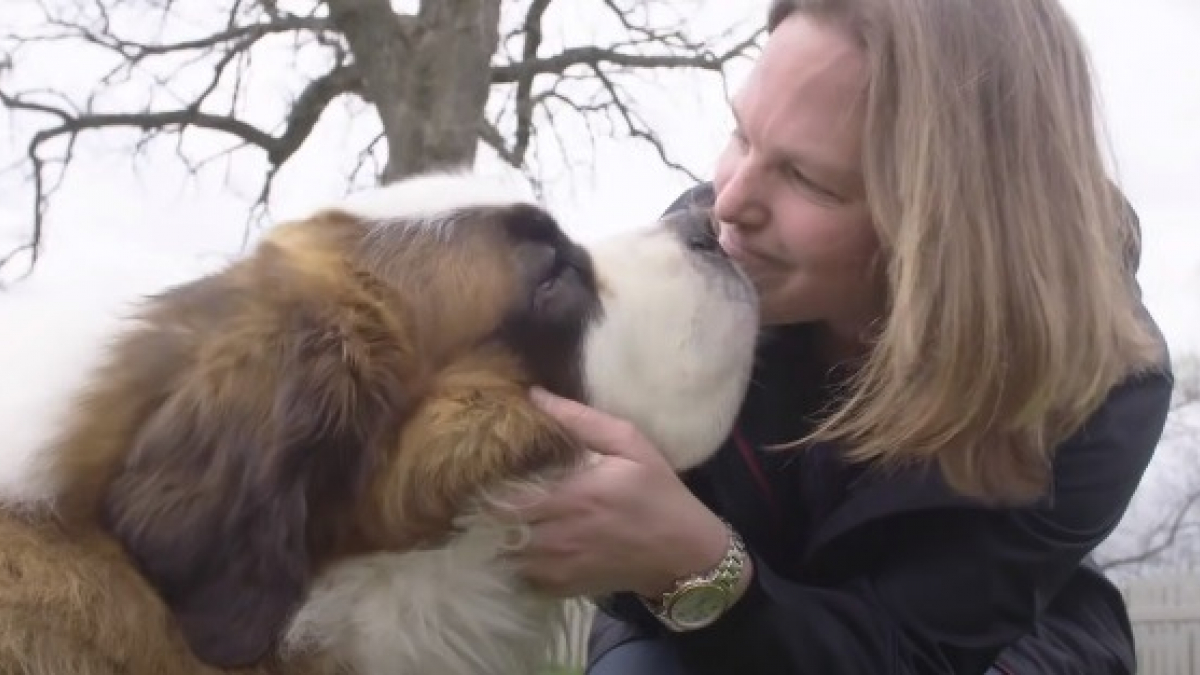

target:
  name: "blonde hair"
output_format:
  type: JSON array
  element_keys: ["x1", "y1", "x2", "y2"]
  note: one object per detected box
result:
[{"x1": 768, "y1": 0, "x2": 1166, "y2": 503}]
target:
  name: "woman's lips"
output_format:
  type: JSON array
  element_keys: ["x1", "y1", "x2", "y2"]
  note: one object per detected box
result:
[{"x1": 719, "y1": 230, "x2": 777, "y2": 269}]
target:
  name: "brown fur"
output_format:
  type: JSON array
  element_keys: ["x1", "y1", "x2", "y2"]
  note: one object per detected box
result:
[{"x1": 0, "y1": 204, "x2": 595, "y2": 674}]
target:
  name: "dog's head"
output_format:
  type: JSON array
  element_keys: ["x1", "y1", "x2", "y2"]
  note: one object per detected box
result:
[{"x1": 46, "y1": 170, "x2": 758, "y2": 667}]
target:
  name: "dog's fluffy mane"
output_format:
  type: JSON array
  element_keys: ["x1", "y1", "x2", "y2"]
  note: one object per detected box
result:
[{"x1": 0, "y1": 168, "x2": 759, "y2": 675}]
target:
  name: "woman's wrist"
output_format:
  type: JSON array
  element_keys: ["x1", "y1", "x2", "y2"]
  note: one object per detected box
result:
[
  {"x1": 633, "y1": 510, "x2": 757, "y2": 632},
  {"x1": 635, "y1": 502, "x2": 732, "y2": 598}
]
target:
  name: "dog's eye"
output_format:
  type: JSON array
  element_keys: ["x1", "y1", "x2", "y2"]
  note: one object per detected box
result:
[
  {"x1": 680, "y1": 212, "x2": 722, "y2": 254},
  {"x1": 686, "y1": 230, "x2": 720, "y2": 254}
]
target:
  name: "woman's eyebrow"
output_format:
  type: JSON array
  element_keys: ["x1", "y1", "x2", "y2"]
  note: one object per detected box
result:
[{"x1": 730, "y1": 105, "x2": 860, "y2": 191}]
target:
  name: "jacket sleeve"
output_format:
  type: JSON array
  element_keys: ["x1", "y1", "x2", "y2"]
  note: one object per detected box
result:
[
  {"x1": 659, "y1": 367, "x2": 1173, "y2": 675},
  {"x1": 991, "y1": 558, "x2": 1139, "y2": 674}
]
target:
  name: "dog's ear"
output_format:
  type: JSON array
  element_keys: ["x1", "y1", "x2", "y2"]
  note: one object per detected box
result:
[{"x1": 102, "y1": 299, "x2": 409, "y2": 668}]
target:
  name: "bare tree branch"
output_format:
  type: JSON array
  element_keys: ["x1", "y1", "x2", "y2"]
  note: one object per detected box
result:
[
  {"x1": 0, "y1": 58, "x2": 362, "y2": 275},
  {"x1": 492, "y1": 40, "x2": 758, "y2": 84},
  {"x1": 3, "y1": 97, "x2": 279, "y2": 150},
  {"x1": 270, "y1": 63, "x2": 363, "y2": 165},
  {"x1": 1, "y1": 0, "x2": 764, "y2": 281},
  {"x1": 1100, "y1": 493, "x2": 1200, "y2": 573},
  {"x1": 37, "y1": 14, "x2": 329, "y2": 63},
  {"x1": 509, "y1": 0, "x2": 553, "y2": 168}
]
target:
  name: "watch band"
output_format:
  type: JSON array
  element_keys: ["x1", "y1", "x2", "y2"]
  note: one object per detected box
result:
[{"x1": 639, "y1": 520, "x2": 749, "y2": 632}]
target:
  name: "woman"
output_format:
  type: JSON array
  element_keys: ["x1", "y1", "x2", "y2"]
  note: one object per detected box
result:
[{"x1": 498, "y1": 0, "x2": 1174, "y2": 673}]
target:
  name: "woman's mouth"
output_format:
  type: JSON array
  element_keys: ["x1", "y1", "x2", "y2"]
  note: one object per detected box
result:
[{"x1": 719, "y1": 231, "x2": 774, "y2": 269}]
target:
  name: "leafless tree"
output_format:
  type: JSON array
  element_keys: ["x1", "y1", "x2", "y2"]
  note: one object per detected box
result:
[
  {"x1": 0, "y1": 0, "x2": 763, "y2": 279},
  {"x1": 1097, "y1": 353, "x2": 1200, "y2": 578}
]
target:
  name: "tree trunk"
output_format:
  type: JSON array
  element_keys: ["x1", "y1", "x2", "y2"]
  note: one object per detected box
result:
[{"x1": 327, "y1": 0, "x2": 502, "y2": 182}]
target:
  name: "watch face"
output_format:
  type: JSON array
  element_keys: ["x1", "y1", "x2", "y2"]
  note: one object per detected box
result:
[{"x1": 668, "y1": 584, "x2": 729, "y2": 630}]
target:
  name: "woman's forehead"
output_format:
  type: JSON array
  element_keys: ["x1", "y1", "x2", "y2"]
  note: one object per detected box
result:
[{"x1": 732, "y1": 15, "x2": 867, "y2": 185}]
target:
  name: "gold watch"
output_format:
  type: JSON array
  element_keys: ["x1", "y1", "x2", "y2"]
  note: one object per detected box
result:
[{"x1": 639, "y1": 521, "x2": 749, "y2": 632}]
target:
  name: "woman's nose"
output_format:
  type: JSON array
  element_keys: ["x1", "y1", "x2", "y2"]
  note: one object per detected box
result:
[{"x1": 714, "y1": 164, "x2": 769, "y2": 232}]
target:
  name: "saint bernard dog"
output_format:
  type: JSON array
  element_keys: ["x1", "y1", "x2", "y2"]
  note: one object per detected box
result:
[{"x1": 0, "y1": 169, "x2": 759, "y2": 675}]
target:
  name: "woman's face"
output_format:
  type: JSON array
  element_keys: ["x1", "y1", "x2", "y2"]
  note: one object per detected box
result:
[{"x1": 714, "y1": 14, "x2": 881, "y2": 338}]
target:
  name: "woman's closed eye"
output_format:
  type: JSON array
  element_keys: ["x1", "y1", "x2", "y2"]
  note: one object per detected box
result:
[{"x1": 783, "y1": 164, "x2": 843, "y2": 204}]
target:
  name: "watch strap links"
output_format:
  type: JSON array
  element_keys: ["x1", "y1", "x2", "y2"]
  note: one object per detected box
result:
[{"x1": 639, "y1": 519, "x2": 748, "y2": 631}]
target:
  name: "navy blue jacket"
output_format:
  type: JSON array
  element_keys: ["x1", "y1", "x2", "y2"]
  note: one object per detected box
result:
[{"x1": 587, "y1": 183, "x2": 1174, "y2": 674}]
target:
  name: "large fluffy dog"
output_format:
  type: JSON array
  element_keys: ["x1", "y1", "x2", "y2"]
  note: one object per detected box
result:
[{"x1": 0, "y1": 170, "x2": 758, "y2": 675}]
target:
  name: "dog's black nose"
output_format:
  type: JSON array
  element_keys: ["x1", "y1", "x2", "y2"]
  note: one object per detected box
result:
[{"x1": 668, "y1": 208, "x2": 725, "y2": 257}]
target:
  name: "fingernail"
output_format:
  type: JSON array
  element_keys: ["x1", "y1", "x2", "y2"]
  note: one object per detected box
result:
[{"x1": 529, "y1": 386, "x2": 554, "y2": 408}]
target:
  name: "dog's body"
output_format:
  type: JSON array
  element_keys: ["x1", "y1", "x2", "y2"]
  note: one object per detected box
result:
[{"x1": 0, "y1": 170, "x2": 758, "y2": 675}]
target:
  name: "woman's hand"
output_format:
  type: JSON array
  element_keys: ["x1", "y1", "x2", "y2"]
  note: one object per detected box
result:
[{"x1": 492, "y1": 387, "x2": 731, "y2": 599}]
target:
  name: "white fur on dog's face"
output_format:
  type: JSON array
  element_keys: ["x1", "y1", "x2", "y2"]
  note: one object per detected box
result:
[
  {"x1": 339, "y1": 170, "x2": 760, "y2": 471},
  {"x1": 581, "y1": 209, "x2": 759, "y2": 470},
  {"x1": 336, "y1": 169, "x2": 538, "y2": 226}
]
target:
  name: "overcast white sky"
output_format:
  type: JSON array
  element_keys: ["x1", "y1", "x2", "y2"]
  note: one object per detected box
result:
[{"x1": 0, "y1": 0, "x2": 1197, "y2": 556}]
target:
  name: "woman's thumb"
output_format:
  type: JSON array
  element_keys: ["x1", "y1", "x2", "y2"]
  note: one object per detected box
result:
[{"x1": 530, "y1": 387, "x2": 652, "y2": 460}]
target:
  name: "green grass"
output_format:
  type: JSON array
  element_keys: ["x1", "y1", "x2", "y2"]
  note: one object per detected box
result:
[{"x1": 539, "y1": 667, "x2": 583, "y2": 675}]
